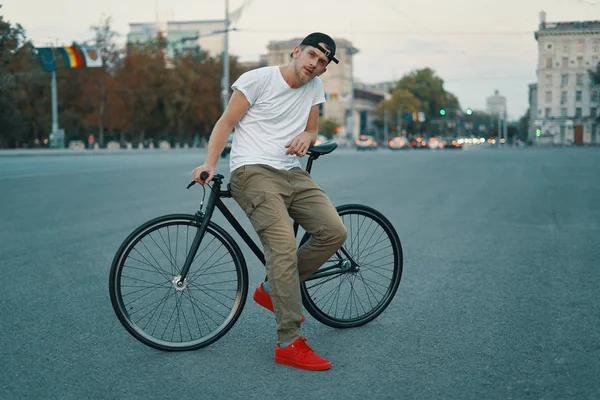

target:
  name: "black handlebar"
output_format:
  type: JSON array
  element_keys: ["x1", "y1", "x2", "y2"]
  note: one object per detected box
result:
[{"x1": 187, "y1": 171, "x2": 210, "y2": 189}]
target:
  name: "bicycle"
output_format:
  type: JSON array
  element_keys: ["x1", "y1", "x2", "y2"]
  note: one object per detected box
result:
[{"x1": 109, "y1": 142, "x2": 403, "y2": 351}]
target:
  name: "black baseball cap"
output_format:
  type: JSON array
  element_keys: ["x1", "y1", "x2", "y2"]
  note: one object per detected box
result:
[{"x1": 298, "y1": 32, "x2": 339, "y2": 64}]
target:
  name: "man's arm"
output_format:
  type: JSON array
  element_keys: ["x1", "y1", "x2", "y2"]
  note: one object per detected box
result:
[
  {"x1": 285, "y1": 104, "x2": 320, "y2": 156},
  {"x1": 304, "y1": 104, "x2": 320, "y2": 145},
  {"x1": 192, "y1": 90, "x2": 250, "y2": 183}
]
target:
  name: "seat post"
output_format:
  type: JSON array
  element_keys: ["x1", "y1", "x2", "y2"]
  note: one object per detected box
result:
[{"x1": 305, "y1": 154, "x2": 318, "y2": 174}]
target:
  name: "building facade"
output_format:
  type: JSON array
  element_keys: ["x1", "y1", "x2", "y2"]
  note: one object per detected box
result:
[
  {"x1": 128, "y1": 19, "x2": 227, "y2": 59},
  {"x1": 486, "y1": 90, "x2": 507, "y2": 116},
  {"x1": 528, "y1": 83, "x2": 538, "y2": 143},
  {"x1": 263, "y1": 37, "x2": 381, "y2": 140},
  {"x1": 534, "y1": 12, "x2": 600, "y2": 145}
]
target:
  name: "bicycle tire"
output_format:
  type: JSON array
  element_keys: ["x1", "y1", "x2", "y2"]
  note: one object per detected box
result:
[
  {"x1": 109, "y1": 214, "x2": 248, "y2": 351},
  {"x1": 300, "y1": 204, "x2": 403, "y2": 328}
]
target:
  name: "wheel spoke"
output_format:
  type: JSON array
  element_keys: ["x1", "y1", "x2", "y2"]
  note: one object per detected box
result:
[
  {"x1": 301, "y1": 207, "x2": 402, "y2": 326},
  {"x1": 111, "y1": 218, "x2": 246, "y2": 350}
]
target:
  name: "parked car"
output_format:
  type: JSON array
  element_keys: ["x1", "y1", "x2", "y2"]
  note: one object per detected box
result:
[
  {"x1": 387, "y1": 137, "x2": 409, "y2": 150},
  {"x1": 221, "y1": 133, "x2": 234, "y2": 157},
  {"x1": 355, "y1": 135, "x2": 378, "y2": 151}
]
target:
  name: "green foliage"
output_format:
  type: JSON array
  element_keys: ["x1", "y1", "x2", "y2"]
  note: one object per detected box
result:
[
  {"x1": 0, "y1": 14, "x2": 251, "y2": 148},
  {"x1": 394, "y1": 68, "x2": 460, "y2": 118},
  {"x1": 318, "y1": 118, "x2": 339, "y2": 140}
]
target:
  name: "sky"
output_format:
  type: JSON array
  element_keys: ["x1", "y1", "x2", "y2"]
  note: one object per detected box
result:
[{"x1": 2, "y1": 0, "x2": 599, "y2": 119}]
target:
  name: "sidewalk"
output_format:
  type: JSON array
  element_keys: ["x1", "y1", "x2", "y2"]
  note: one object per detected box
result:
[{"x1": 0, "y1": 148, "x2": 206, "y2": 157}]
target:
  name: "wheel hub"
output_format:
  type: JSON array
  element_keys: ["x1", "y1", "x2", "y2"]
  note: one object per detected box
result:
[{"x1": 171, "y1": 275, "x2": 188, "y2": 291}]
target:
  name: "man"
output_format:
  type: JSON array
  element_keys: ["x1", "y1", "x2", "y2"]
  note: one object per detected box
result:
[{"x1": 192, "y1": 32, "x2": 346, "y2": 371}]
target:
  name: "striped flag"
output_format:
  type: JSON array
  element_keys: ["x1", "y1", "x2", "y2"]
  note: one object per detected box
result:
[
  {"x1": 59, "y1": 46, "x2": 84, "y2": 68},
  {"x1": 36, "y1": 47, "x2": 57, "y2": 72}
]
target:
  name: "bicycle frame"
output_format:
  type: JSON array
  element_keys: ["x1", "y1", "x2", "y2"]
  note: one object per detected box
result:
[{"x1": 176, "y1": 153, "x2": 356, "y2": 287}]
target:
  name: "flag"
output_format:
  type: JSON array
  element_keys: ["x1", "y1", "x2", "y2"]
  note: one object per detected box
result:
[
  {"x1": 59, "y1": 46, "x2": 84, "y2": 68},
  {"x1": 36, "y1": 47, "x2": 56, "y2": 72},
  {"x1": 80, "y1": 46, "x2": 103, "y2": 68}
]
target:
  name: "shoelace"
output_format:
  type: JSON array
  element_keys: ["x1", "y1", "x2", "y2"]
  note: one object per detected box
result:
[{"x1": 290, "y1": 338, "x2": 313, "y2": 359}]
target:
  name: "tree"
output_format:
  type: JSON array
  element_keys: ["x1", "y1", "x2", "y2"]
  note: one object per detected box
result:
[
  {"x1": 318, "y1": 118, "x2": 339, "y2": 139},
  {"x1": 377, "y1": 88, "x2": 421, "y2": 136},
  {"x1": 88, "y1": 15, "x2": 122, "y2": 146},
  {"x1": 394, "y1": 68, "x2": 460, "y2": 119},
  {"x1": 0, "y1": 10, "x2": 28, "y2": 147}
]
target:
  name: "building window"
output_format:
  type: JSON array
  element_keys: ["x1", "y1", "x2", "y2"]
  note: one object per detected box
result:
[
  {"x1": 545, "y1": 74, "x2": 553, "y2": 86},
  {"x1": 592, "y1": 56, "x2": 599, "y2": 67},
  {"x1": 591, "y1": 107, "x2": 597, "y2": 118},
  {"x1": 563, "y1": 42, "x2": 569, "y2": 53},
  {"x1": 561, "y1": 57, "x2": 569, "y2": 68},
  {"x1": 576, "y1": 73, "x2": 584, "y2": 86},
  {"x1": 546, "y1": 57, "x2": 553, "y2": 68},
  {"x1": 592, "y1": 91, "x2": 599, "y2": 102},
  {"x1": 594, "y1": 41, "x2": 600, "y2": 53},
  {"x1": 561, "y1": 91, "x2": 568, "y2": 103},
  {"x1": 561, "y1": 108, "x2": 567, "y2": 117},
  {"x1": 545, "y1": 108, "x2": 552, "y2": 118},
  {"x1": 576, "y1": 91, "x2": 583, "y2": 102},
  {"x1": 577, "y1": 40, "x2": 584, "y2": 53},
  {"x1": 577, "y1": 57, "x2": 584, "y2": 67},
  {"x1": 576, "y1": 108, "x2": 582, "y2": 118},
  {"x1": 561, "y1": 74, "x2": 568, "y2": 86},
  {"x1": 545, "y1": 91, "x2": 552, "y2": 102}
]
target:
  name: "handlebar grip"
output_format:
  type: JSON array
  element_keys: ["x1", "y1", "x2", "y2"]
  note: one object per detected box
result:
[{"x1": 187, "y1": 171, "x2": 210, "y2": 189}]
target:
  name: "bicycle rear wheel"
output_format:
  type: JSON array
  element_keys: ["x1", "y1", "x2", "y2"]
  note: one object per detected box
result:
[
  {"x1": 109, "y1": 214, "x2": 248, "y2": 351},
  {"x1": 300, "y1": 204, "x2": 403, "y2": 328}
]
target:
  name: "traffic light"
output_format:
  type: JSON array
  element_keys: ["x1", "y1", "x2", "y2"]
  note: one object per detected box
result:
[
  {"x1": 536, "y1": 129, "x2": 541, "y2": 137},
  {"x1": 440, "y1": 109, "x2": 446, "y2": 116},
  {"x1": 466, "y1": 108, "x2": 473, "y2": 115}
]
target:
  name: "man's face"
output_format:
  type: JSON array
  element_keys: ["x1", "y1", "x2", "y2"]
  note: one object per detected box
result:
[{"x1": 293, "y1": 43, "x2": 330, "y2": 84}]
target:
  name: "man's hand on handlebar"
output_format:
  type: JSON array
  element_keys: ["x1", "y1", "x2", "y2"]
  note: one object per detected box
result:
[{"x1": 192, "y1": 165, "x2": 214, "y2": 184}]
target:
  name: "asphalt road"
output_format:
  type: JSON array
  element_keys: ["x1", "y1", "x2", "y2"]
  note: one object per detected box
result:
[{"x1": 1, "y1": 146, "x2": 599, "y2": 400}]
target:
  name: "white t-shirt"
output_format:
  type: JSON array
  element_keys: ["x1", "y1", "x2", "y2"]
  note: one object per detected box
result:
[{"x1": 229, "y1": 66, "x2": 326, "y2": 172}]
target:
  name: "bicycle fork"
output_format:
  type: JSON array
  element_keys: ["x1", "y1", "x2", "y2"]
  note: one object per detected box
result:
[{"x1": 176, "y1": 183, "x2": 220, "y2": 287}]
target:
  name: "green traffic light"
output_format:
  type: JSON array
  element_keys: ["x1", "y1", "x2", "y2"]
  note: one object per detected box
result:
[
  {"x1": 440, "y1": 109, "x2": 446, "y2": 116},
  {"x1": 536, "y1": 129, "x2": 541, "y2": 137},
  {"x1": 466, "y1": 108, "x2": 472, "y2": 115}
]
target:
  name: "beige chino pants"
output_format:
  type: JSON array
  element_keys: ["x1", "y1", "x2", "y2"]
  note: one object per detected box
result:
[{"x1": 230, "y1": 164, "x2": 347, "y2": 343}]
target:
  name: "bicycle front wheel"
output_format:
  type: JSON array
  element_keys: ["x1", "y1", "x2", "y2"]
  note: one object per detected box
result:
[
  {"x1": 300, "y1": 204, "x2": 403, "y2": 328},
  {"x1": 109, "y1": 214, "x2": 248, "y2": 351}
]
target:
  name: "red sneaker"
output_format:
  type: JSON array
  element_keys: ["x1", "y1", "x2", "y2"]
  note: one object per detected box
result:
[
  {"x1": 253, "y1": 284, "x2": 305, "y2": 323},
  {"x1": 274, "y1": 337, "x2": 332, "y2": 371}
]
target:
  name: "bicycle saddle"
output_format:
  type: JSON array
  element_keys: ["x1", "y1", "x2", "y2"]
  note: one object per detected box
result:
[{"x1": 307, "y1": 141, "x2": 338, "y2": 156}]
